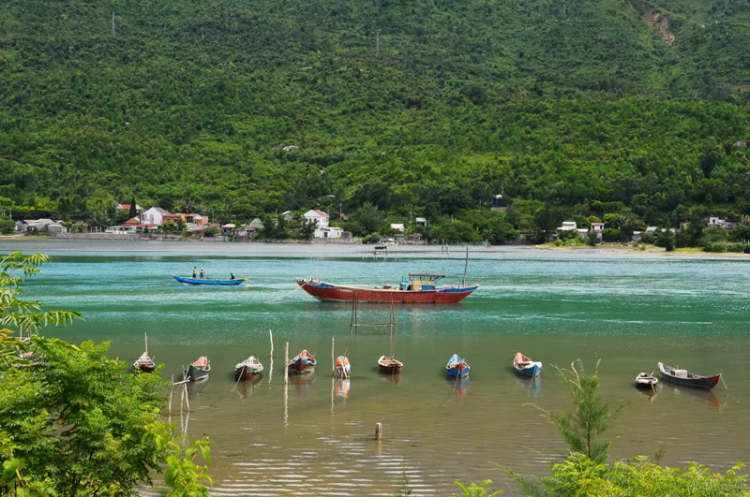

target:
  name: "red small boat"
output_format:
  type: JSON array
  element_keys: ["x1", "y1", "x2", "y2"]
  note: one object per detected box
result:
[
  {"x1": 289, "y1": 349, "x2": 316, "y2": 374},
  {"x1": 295, "y1": 273, "x2": 478, "y2": 304}
]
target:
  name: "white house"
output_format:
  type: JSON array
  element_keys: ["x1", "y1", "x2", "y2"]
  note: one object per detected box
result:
[
  {"x1": 558, "y1": 221, "x2": 577, "y2": 232},
  {"x1": 314, "y1": 226, "x2": 343, "y2": 239},
  {"x1": 303, "y1": 209, "x2": 329, "y2": 228},
  {"x1": 281, "y1": 211, "x2": 293, "y2": 221},
  {"x1": 707, "y1": 217, "x2": 726, "y2": 229},
  {"x1": 390, "y1": 223, "x2": 405, "y2": 233},
  {"x1": 416, "y1": 217, "x2": 428, "y2": 227},
  {"x1": 142, "y1": 207, "x2": 167, "y2": 226},
  {"x1": 48, "y1": 223, "x2": 68, "y2": 235}
]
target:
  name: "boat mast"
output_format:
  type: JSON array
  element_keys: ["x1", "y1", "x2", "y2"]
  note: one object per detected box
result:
[{"x1": 389, "y1": 299, "x2": 395, "y2": 357}]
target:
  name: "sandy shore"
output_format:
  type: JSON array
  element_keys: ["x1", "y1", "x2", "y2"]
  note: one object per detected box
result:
[{"x1": 2, "y1": 237, "x2": 749, "y2": 261}]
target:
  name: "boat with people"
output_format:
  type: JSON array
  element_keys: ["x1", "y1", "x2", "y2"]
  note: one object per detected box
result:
[
  {"x1": 446, "y1": 354, "x2": 470, "y2": 379},
  {"x1": 513, "y1": 352, "x2": 542, "y2": 378},
  {"x1": 174, "y1": 275, "x2": 247, "y2": 286},
  {"x1": 657, "y1": 362, "x2": 720, "y2": 389},
  {"x1": 289, "y1": 349, "x2": 316, "y2": 374},
  {"x1": 235, "y1": 355, "x2": 263, "y2": 381},
  {"x1": 295, "y1": 273, "x2": 478, "y2": 303},
  {"x1": 186, "y1": 356, "x2": 211, "y2": 381},
  {"x1": 634, "y1": 372, "x2": 659, "y2": 389}
]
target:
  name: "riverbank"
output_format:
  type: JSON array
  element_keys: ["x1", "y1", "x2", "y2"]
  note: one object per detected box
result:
[{"x1": 3, "y1": 237, "x2": 750, "y2": 260}]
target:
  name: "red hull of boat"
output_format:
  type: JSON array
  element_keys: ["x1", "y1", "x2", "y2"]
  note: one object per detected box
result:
[{"x1": 296, "y1": 279, "x2": 477, "y2": 304}]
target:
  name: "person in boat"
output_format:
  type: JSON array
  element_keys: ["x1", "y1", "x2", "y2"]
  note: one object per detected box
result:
[
  {"x1": 230, "y1": 273, "x2": 235, "y2": 280},
  {"x1": 199, "y1": 267, "x2": 205, "y2": 278},
  {"x1": 192, "y1": 266, "x2": 197, "y2": 278}
]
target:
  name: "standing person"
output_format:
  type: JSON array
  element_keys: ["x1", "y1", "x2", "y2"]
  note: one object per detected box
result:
[
  {"x1": 192, "y1": 266, "x2": 197, "y2": 278},
  {"x1": 199, "y1": 267, "x2": 205, "y2": 279}
]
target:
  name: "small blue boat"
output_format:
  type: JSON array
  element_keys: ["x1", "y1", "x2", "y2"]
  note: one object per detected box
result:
[
  {"x1": 513, "y1": 352, "x2": 542, "y2": 378},
  {"x1": 173, "y1": 275, "x2": 247, "y2": 286},
  {"x1": 446, "y1": 354, "x2": 470, "y2": 379}
]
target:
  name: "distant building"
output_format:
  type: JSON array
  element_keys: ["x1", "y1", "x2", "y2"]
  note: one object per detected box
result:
[
  {"x1": 558, "y1": 221, "x2": 577, "y2": 232},
  {"x1": 142, "y1": 207, "x2": 167, "y2": 226},
  {"x1": 222, "y1": 223, "x2": 236, "y2": 235},
  {"x1": 314, "y1": 226, "x2": 344, "y2": 239},
  {"x1": 390, "y1": 223, "x2": 406, "y2": 233},
  {"x1": 416, "y1": 217, "x2": 428, "y2": 227},
  {"x1": 707, "y1": 217, "x2": 726, "y2": 229},
  {"x1": 116, "y1": 203, "x2": 144, "y2": 213},
  {"x1": 303, "y1": 210, "x2": 329, "y2": 228},
  {"x1": 281, "y1": 211, "x2": 294, "y2": 222},
  {"x1": 245, "y1": 218, "x2": 264, "y2": 233},
  {"x1": 48, "y1": 223, "x2": 68, "y2": 235}
]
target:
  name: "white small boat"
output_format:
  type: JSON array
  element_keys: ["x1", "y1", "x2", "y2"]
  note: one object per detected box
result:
[
  {"x1": 235, "y1": 355, "x2": 263, "y2": 381},
  {"x1": 634, "y1": 372, "x2": 658, "y2": 389}
]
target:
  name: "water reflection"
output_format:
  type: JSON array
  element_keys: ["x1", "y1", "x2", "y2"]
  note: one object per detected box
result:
[
  {"x1": 668, "y1": 386, "x2": 721, "y2": 410},
  {"x1": 289, "y1": 371, "x2": 315, "y2": 395},
  {"x1": 237, "y1": 374, "x2": 263, "y2": 400},
  {"x1": 186, "y1": 378, "x2": 209, "y2": 398},
  {"x1": 446, "y1": 376, "x2": 470, "y2": 398},
  {"x1": 512, "y1": 372, "x2": 541, "y2": 397},
  {"x1": 335, "y1": 378, "x2": 351, "y2": 398},
  {"x1": 379, "y1": 371, "x2": 403, "y2": 385}
]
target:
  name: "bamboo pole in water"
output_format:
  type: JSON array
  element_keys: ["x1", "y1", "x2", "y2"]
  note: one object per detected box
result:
[
  {"x1": 284, "y1": 342, "x2": 289, "y2": 384},
  {"x1": 331, "y1": 336, "x2": 335, "y2": 374},
  {"x1": 269, "y1": 329, "x2": 274, "y2": 356}
]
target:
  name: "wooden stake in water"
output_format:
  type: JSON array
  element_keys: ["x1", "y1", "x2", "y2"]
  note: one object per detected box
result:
[
  {"x1": 375, "y1": 422, "x2": 383, "y2": 440},
  {"x1": 285, "y1": 341, "x2": 289, "y2": 385},
  {"x1": 270, "y1": 329, "x2": 274, "y2": 355},
  {"x1": 332, "y1": 336, "x2": 335, "y2": 374}
]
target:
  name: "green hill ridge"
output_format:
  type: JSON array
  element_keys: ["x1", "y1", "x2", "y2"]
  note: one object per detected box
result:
[{"x1": 1, "y1": 0, "x2": 749, "y2": 240}]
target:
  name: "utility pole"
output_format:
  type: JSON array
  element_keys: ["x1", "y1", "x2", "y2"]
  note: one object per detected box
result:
[{"x1": 112, "y1": 12, "x2": 116, "y2": 37}]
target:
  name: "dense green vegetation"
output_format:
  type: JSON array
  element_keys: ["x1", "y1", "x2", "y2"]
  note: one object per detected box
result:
[
  {"x1": 2, "y1": 0, "x2": 750, "y2": 241},
  {"x1": 0, "y1": 253, "x2": 212, "y2": 495}
]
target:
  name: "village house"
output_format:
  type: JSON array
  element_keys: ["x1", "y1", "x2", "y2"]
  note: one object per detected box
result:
[
  {"x1": 116, "y1": 203, "x2": 144, "y2": 213},
  {"x1": 47, "y1": 223, "x2": 68, "y2": 235},
  {"x1": 590, "y1": 222, "x2": 604, "y2": 240},
  {"x1": 222, "y1": 223, "x2": 236, "y2": 235},
  {"x1": 244, "y1": 218, "x2": 264, "y2": 237},
  {"x1": 142, "y1": 207, "x2": 167, "y2": 226},
  {"x1": 416, "y1": 217, "x2": 428, "y2": 228},
  {"x1": 314, "y1": 226, "x2": 344, "y2": 239},
  {"x1": 18, "y1": 219, "x2": 55, "y2": 233},
  {"x1": 303, "y1": 209, "x2": 329, "y2": 227},
  {"x1": 390, "y1": 223, "x2": 406, "y2": 233}
]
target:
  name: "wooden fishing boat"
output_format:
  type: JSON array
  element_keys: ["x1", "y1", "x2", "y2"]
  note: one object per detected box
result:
[
  {"x1": 335, "y1": 355, "x2": 351, "y2": 378},
  {"x1": 186, "y1": 356, "x2": 210, "y2": 381},
  {"x1": 658, "y1": 362, "x2": 720, "y2": 389},
  {"x1": 133, "y1": 352, "x2": 156, "y2": 373},
  {"x1": 513, "y1": 352, "x2": 542, "y2": 378},
  {"x1": 234, "y1": 355, "x2": 263, "y2": 381},
  {"x1": 378, "y1": 355, "x2": 404, "y2": 374},
  {"x1": 173, "y1": 275, "x2": 247, "y2": 286},
  {"x1": 133, "y1": 333, "x2": 156, "y2": 373},
  {"x1": 446, "y1": 354, "x2": 470, "y2": 379},
  {"x1": 295, "y1": 273, "x2": 478, "y2": 304},
  {"x1": 634, "y1": 372, "x2": 658, "y2": 389},
  {"x1": 289, "y1": 349, "x2": 316, "y2": 374}
]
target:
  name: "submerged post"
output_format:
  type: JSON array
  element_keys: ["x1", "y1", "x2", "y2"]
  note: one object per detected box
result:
[
  {"x1": 375, "y1": 422, "x2": 383, "y2": 440},
  {"x1": 270, "y1": 329, "x2": 274, "y2": 355},
  {"x1": 331, "y1": 336, "x2": 335, "y2": 373}
]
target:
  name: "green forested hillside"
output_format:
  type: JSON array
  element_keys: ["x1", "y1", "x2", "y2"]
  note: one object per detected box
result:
[{"x1": 1, "y1": 0, "x2": 749, "y2": 240}]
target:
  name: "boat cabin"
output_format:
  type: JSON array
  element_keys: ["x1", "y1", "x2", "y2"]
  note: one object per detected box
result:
[{"x1": 401, "y1": 273, "x2": 445, "y2": 291}]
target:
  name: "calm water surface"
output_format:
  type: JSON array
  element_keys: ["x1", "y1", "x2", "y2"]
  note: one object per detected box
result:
[{"x1": 5, "y1": 240, "x2": 750, "y2": 495}]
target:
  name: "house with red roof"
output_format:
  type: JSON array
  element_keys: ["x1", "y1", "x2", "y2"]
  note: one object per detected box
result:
[{"x1": 303, "y1": 209, "x2": 329, "y2": 228}]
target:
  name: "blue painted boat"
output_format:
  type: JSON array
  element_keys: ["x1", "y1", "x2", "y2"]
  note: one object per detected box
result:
[
  {"x1": 173, "y1": 275, "x2": 247, "y2": 286},
  {"x1": 513, "y1": 352, "x2": 542, "y2": 378},
  {"x1": 446, "y1": 354, "x2": 470, "y2": 379}
]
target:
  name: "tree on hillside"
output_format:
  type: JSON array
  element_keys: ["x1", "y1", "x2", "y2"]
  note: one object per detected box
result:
[{"x1": 129, "y1": 197, "x2": 137, "y2": 218}]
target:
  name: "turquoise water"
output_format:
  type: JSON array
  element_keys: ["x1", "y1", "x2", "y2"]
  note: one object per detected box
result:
[{"x1": 5, "y1": 241, "x2": 750, "y2": 495}]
